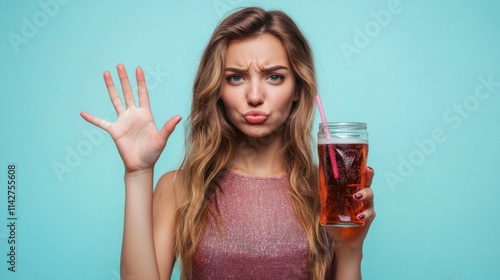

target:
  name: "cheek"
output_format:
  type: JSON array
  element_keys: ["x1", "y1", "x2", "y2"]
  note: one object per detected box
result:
[
  {"x1": 220, "y1": 88, "x2": 234, "y2": 110},
  {"x1": 273, "y1": 90, "x2": 297, "y2": 112},
  {"x1": 220, "y1": 93, "x2": 240, "y2": 121}
]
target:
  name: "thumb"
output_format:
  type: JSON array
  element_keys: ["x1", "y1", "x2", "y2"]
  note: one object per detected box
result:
[{"x1": 158, "y1": 115, "x2": 182, "y2": 143}]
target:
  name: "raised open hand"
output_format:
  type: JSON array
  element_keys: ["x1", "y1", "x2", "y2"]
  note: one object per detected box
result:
[{"x1": 80, "y1": 64, "x2": 181, "y2": 173}]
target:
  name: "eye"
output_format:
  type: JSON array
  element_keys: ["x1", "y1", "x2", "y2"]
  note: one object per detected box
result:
[
  {"x1": 267, "y1": 74, "x2": 284, "y2": 84},
  {"x1": 226, "y1": 75, "x2": 244, "y2": 84}
]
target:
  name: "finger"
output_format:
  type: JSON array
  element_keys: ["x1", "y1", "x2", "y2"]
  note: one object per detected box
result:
[
  {"x1": 356, "y1": 206, "x2": 376, "y2": 222},
  {"x1": 136, "y1": 66, "x2": 151, "y2": 110},
  {"x1": 116, "y1": 64, "x2": 136, "y2": 109},
  {"x1": 353, "y1": 187, "x2": 374, "y2": 206},
  {"x1": 365, "y1": 166, "x2": 375, "y2": 188},
  {"x1": 103, "y1": 71, "x2": 125, "y2": 115},
  {"x1": 80, "y1": 111, "x2": 112, "y2": 131},
  {"x1": 158, "y1": 115, "x2": 182, "y2": 144},
  {"x1": 354, "y1": 190, "x2": 374, "y2": 212}
]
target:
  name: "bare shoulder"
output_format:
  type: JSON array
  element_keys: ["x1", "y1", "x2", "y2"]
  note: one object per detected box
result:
[{"x1": 153, "y1": 169, "x2": 186, "y2": 208}]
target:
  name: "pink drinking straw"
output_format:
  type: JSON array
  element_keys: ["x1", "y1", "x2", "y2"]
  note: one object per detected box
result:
[{"x1": 316, "y1": 96, "x2": 339, "y2": 179}]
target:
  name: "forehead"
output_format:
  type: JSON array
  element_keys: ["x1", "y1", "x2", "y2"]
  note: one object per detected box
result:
[{"x1": 225, "y1": 34, "x2": 290, "y2": 68}]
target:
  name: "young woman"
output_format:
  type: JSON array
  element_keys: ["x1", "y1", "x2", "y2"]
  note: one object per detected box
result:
[{"x1": 81, "y1": 7, "x2": 375, "y2": 280}]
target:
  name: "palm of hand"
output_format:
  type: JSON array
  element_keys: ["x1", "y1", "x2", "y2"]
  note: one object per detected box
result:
[
  {"x1": 109, "y1": 107, "x2": 165, "y2": 171},
  {"x1": 80, "y1": 64, "x2": 181, "y2": 172}
]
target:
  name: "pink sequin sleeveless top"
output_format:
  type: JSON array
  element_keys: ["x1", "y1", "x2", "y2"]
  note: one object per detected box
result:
[{"x1": 192, "y1": 169, "x2": 312, "y2": 279}]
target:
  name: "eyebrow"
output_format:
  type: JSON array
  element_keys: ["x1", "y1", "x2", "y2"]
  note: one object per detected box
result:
[{"x1": 224, "y1": 65, "x2": 289, "y2": 72}]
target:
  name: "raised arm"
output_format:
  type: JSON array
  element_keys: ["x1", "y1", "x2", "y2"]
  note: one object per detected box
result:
[
  {"x1": 326, "y1": 167, "x2": 376, "y2": 280},
  {"x1": 153, "y1": 170, "x2": 185, "y2": 279},
  {"x1": 80, "y1": 64, "x2": 181, "y2": 279}
]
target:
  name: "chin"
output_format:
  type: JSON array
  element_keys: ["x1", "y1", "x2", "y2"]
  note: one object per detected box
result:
[
  {"x1": 236, "y1": 126, "x2": 282, "y2": 139},
  {"x1": 239, "y1": 130, "x2": 270, "y2": 139}
]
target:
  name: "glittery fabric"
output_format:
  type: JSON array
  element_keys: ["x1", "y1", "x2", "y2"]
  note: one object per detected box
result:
[{"x1": 192, "y1": 169, "x2": 311, "y2": 279}]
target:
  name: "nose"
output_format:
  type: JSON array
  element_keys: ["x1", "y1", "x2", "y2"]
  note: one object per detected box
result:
[{"x1": 246, "y1": 80, "x2": 264, "y2": 106}]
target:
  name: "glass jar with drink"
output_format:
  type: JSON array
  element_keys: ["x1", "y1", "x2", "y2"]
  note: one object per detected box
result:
[{"x1": 318, "y1": 122, "x2": 368, "y2": 227}]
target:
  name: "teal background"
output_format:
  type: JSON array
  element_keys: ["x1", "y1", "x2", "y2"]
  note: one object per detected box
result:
[{"x1": 1, "y1": 0, "x2": 499, "y2": 279}]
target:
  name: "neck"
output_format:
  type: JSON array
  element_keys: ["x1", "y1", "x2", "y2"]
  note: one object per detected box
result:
[{"x1": 227, "y1": 128, "x2": 287, "y2": 177}]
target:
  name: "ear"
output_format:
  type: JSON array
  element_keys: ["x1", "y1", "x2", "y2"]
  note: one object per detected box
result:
[{"x1": 293, "y1": 90, "x2": 300, "y2": 101}]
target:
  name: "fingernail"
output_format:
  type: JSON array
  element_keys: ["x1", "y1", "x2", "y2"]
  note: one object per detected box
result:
[
  {"x1": 354, "y1": 193, "x2": 363, "y2": 200},
  {"x1": 357, "y1": 214, "x2": 366, "y2": 220}
]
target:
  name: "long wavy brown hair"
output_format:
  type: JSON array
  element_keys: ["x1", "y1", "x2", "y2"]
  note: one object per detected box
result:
[{"x1": 174, "y1": 7, "x2": 331, "y2": 279}]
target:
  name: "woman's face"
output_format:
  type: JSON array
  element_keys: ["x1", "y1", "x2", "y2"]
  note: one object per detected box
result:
[{"x1": 221, "y1": 34, "x2": 298, "y2": 139}]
